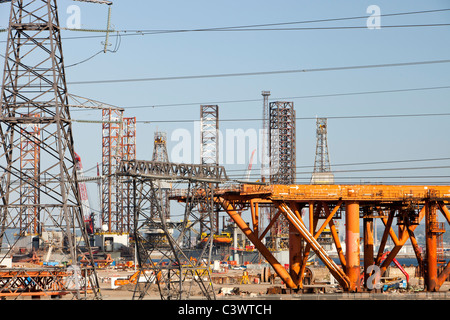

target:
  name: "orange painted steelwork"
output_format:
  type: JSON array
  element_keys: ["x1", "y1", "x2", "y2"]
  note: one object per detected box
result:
[
  {"x1": 0, "y1": 269, "x2": 69, "y2": 298},
  {"x1": 217, "y1": 184, "x2": 450, "y2": 292},
  {"x1": 0, "y1": 268, "x2": 96, "y2": 298}
]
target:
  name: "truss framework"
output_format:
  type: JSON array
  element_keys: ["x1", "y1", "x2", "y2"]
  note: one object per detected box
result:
[
  {"x1": 118, "y1": 160, "x2": 226, "y2": 300},
  {"x1": 200, "y1": 105, "x2": 219, "y2": 166},
  {"x1": 120, "y1": 117, "x2": 136, "y2": 233},
  {"x1": 311, "y1": 118, "x2": 334, "y2": 185},
  {"x1": 218, "y1": 184, "x2": 450, "y2": 292},
  {"x1": 268, "y1": 101, "x2": 296, "y2": 250},
  {"x1": 101, "y1": 108, "x2": 123, "y2": 232}
]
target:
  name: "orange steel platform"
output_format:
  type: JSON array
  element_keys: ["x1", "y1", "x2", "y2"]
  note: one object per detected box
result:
[
  {"x1": 213, "y1": 184, "x2": 450, "y2": 292},
  {"x1": 0, "y1": 268, "x2": 95, "y2": 298}
]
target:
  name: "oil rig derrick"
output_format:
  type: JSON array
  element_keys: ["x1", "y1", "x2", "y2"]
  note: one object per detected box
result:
[
  {"x1": 311, "y1": 118, "x2": 334, "y2": 185},
  {"x1": 267, "y1": 101, "x2": 296, "y2": 250}
]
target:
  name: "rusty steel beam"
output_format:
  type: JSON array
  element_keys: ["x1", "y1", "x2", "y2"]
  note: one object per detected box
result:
[
  {"x1": 316, "y1": 201, "x2": 342, "y2": 239},
  {"x1": 380, "y1": 207, "x2": 425, "y2": 275},
  {"x1": 437, "y1": 201, "x2": 450, "y2": 225},
  {"x1": 407, "y1": 227, "x2": 424, "y2": 272},
  {"x1": 329, "y1": 218, "x2": 346, "y2": 272},
  {"x1": 376, "y1": 209, "x2": 395, "y2": 264},
  {"x1": 240, "y1": 184, "x2": 450, "y2": 202},
  {"x1": 276, "y1": 202, "x2": 351, "y2": 290},
  {"x1": 363, "y1": 216, "x2": 374, "y2": 288},
  {"x1": 218, "y1": 197, "x2": 297, "y2": 289},
  {"x1": 288, "y1": 202, "x2": 303, "y2": 286}
]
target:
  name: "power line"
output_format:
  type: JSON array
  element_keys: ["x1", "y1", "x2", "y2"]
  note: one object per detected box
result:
[
  {"x1": 119, "y1": 85, "x2": 450, "y2": 111},
  {"x1": 116, "y1": 112, "x2": 450, "y2": 125},
  {"x1": 59, "y1": 23, "x2": 450, "y2": 36},
  {"x1": 116, "y1": 8, "x2": 450, "y2": 33},
  {"x1": 298, "y1": 165, "x2": 450, "y2": 175},
  {"x1": 130, "y1": 24, "x2": 450, "y2": 33},
  {"x1": 227, "y1": 165, "x2": 450, "y2": 178},
  {"x1": 66, "y1": 58, "x2": 450, "y2": 85},
  {"x1": 225, "y1": 157, "x2": 450, "y2": 173},
  {"x1": 18, "y1": 7, "x2": 450, "y2": 40}
]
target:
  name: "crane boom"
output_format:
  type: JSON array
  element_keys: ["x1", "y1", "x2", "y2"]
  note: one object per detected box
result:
[{"x1": 75, "y1": 153, "x2": 93, "y2": 229}]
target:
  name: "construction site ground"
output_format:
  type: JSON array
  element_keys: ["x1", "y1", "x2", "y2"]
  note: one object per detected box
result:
[
  {"x1": 3, "y1": 262, "x2": 449, "y2": 300},
  {"x1": 92, "y1": 265, "x2": 450, "y2": 300}
]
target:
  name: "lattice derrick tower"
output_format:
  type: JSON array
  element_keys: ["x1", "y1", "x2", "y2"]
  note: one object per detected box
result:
[
  {"x1": 313, "y1": 118, "x2": 331, "y2": 173},
  {"x1": 120, "y1": 117, "x2": 136, "y2": 233},
  {"x1": 311, "y1": 118, "x2": 334, "y2": 185},
  {"x1": 268, "y1": 101, "x2": 296, "y2": 250},
  {"x1": 200, "y1": 105, "x2": 220, "y2": 233},
  {"x1": 152, "y1": 131, "x2": 169, "y2": 162},
  {"x1": 101, "y1": 108, "x2": 123, "y2": 232},
  {"x1": 200, "y1": 105, "x2": 219, "y2": 166}
]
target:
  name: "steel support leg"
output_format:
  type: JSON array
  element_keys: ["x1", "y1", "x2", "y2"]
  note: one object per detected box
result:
[
  {"x1": 346, "y1": 201, "x2": 360, "y2": 292},
  {"x1": 363, "y1": 217, "x2": 374, "y2": 289},
  {"x1": 218, "y1": 198, "x2": 297, "y2": 288},
  {"x1": 425, "y1": 201, "x2": 438, "y2": 291},
  {"x1": 289, "y1": 202, "x2": 303, "y2": 287}
]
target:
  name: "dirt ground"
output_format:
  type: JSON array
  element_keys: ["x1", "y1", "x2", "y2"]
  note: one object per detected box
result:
[
  {"x1": 3, "y1": 264, "x2": 449, "y2": 300},
  {"x1": 93, "y1": 266, "x2": 450, "y2": 300}
]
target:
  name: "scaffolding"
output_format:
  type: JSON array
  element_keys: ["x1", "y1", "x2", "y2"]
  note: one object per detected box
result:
[
  {"x1": 101, "y1": 109, "x2": 124, "y2": 232},
  {"x1": 120, "y1": 117, "x2": 137, "y2": 233},
  {"x1": 267, "y1": 101, "x2": 296, "y2": 250}
]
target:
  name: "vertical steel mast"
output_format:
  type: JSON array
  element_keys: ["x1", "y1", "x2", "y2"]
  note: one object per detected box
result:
[{"x1": 261, "y1": 91, "x2": 271, "y2": 180}]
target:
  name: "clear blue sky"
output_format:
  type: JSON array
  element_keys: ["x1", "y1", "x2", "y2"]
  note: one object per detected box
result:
[{"x1": 1, "y1": 0, "x2": 450, "y2": 216}]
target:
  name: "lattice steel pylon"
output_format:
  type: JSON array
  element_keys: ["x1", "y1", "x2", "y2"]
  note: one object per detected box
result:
[
  {"x1": 311, "y1": 118, "x2": 334, "y2": 184},
  {"x1": 0, "y1": 0, "x2": 100, "y2": 299},
  {"x1": 268, "y1": 101, "x2": 296, "y2": 250}
]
